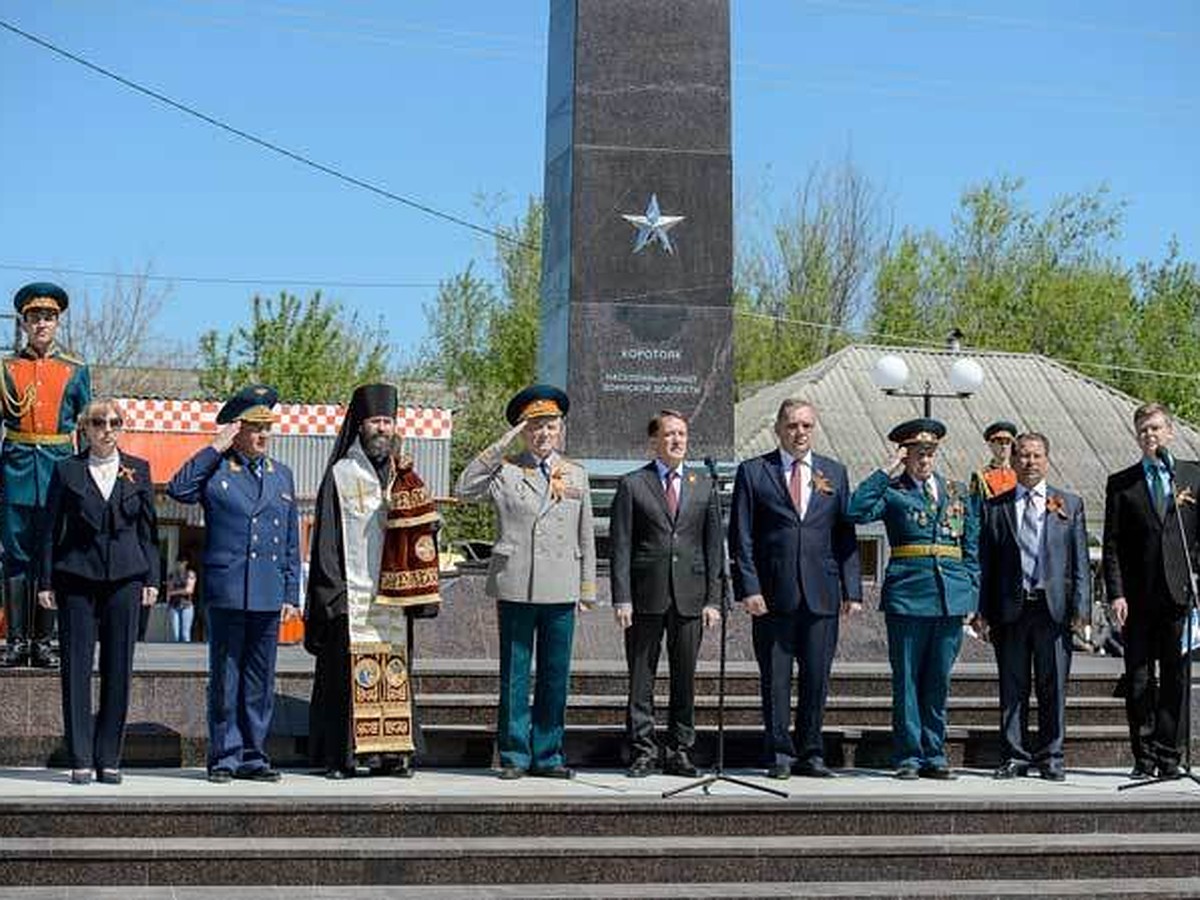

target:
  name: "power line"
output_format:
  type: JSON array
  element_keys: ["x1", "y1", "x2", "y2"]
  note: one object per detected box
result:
[
  {"x1": 0, "y1": 18, "x2": 536, "y2": 251},
  {"x1": 0, "y1": 263, "x2": 440, "y2": 290}
]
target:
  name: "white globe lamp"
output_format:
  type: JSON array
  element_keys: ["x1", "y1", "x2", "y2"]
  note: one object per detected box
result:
[
  {"x1": 871, "y1": 354, "x2": 910, "y2": 392},
  {"x1": 948, "y1": 357, "x2": 985, "y2": 395}
]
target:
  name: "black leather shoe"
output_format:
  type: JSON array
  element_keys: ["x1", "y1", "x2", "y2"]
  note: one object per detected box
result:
[
  {"x1": 394, "y1": 758, "x2": 415, "y2": 779},
  {"x1": 530, "y1": 765, "x2": 575, "y2": 779},
  {"x1": 1129, "y1": 762, "x2": 1155, "y2": 780},
  {"x1": 766, "y1": 764, "x2": 791, "y2": 780},
  {"x1": 0, "y1": 641, "x2": 30, "y2": 668},
  {"x1": 795, "y1": 758, "x2": 835, "y2": 778},
  {"x1": 30, "y1": 641, "x2": 59, "y2": 669},
  {"x1": 664, "y1": 755, "x2": 699, "y2": 778},
  {"x1": 207, "y1": 768, "x2": 234, "y2": 784},
  {"x1": 497, "y1": 766, "x2": 526, "y2": 780},
  {"x1": 234, "y1": 767, "x2": 282, "y2": 783},
  {"x1": 1158, "y1": 762, "x2": 1181, "y2": 779},
  {"x1": 627, "y1": 757, "x2": 658, "y2": 778},
  {"x1": 1038, "y1": 765, "x2": 1066, "y2": 782},
  {"x1": 894, "y1": 765, "x2": 920, "y2": 780},
  {"x1": 919, "y1": 765, "x2": 957, "y2": 781},
  {"x1": 993, "y1": 760, "x2": 1029, "y2": 779},
  {"x1": 69, "y1": 769, "x2": 93, "y2": 785},
  {"x1": 97, "y1": 769, "x2": 123, "y2": 785}
]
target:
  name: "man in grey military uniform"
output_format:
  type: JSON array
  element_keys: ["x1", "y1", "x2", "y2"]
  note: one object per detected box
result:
[{"x1": 455, "y1": 384, "x2": 596, "y2": 779}]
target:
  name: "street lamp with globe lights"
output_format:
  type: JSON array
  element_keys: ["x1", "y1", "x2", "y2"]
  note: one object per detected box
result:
[{"x1": 871, "y1": 342, "x2": 984, "y2": 417}]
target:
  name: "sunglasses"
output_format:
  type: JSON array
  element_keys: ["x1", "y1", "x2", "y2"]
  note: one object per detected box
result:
[{"x1": 88, "y1": 417, "x2": 123, "y2": 430}]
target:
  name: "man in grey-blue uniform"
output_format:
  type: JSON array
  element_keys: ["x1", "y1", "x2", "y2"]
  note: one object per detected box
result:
[
  {"x1": 167, "y1": 385, "x2": 300, "y2": 783},
  {"x1": 847, "y1": 418, "x2": 980, "y2": 779}
]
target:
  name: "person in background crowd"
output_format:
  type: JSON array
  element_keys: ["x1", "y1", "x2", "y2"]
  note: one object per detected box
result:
[
  {"x1": 971, "y1": 420, "x2": 1019, "y2": 500},
  {"x1": 166, "y1": 558, "x2": 198, "y2": 643},
  {"x1": 1, "y1": 282, "x2": 91, "y2": 669},
  {"x1": 39, "y1": 399, "x2": 159, "y2": 784}
]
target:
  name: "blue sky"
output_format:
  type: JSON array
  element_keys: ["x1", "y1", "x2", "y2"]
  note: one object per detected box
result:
[{"x1": 1, "y1": 1, "x2": 1195, "y2": 367}]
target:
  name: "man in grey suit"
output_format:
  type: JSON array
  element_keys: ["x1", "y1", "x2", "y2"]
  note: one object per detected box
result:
[
  {"x1": 455, "y1": 384, "x2": 596, "y2": 780},
  {"x1": 979, "y1": 432, "x2": 1089, "y2": 781},
  {"x1": 609, "y1": 410, "x2": 722, "y2": 777}
]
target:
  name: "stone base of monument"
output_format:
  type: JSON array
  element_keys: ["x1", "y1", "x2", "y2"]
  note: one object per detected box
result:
[{"x1": 3, "y1": 771, "x2": 1200, "y2": 894}]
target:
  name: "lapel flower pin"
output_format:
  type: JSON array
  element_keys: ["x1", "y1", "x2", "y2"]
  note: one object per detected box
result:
[
  {"x1": 118, "y1": 464, "x2": 137, "y2": 483},
  {"x1": 1045, "y1": 495, "x2": 1069, "y2": 519},
  {"x1": 1176, "y1": 486, "x2": 1196, "y2": 507},
  {"x1": 811, "y1": 470, "x2": 835, "y2": 495}
]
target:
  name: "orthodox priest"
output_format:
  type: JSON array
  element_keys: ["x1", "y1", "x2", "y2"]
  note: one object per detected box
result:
[{"x1": 304, "y1": 383, "x2": 441, "y2": 779}]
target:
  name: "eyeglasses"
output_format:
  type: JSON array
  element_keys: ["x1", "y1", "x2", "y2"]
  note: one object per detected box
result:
[{"x1": 88, "y1": 417, "x2": 123, "y2": 431}]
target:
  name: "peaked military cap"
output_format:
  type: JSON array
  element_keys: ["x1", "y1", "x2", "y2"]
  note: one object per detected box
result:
[
  {"x1": 505, "y1": 384, "x2": 569, "y2": 426},
  {"x1": 983, "y1": 420, "x2": 1019, "y2": 442},
  {"x1": 888, "y1": 417, "x2": 946, "y2": 447},
  {"x1": 13, "y1": 282, "x2": 69, "y2": 315},
  {"x1": 216, "y1": 384, "x2": 280, "y2": 425}
]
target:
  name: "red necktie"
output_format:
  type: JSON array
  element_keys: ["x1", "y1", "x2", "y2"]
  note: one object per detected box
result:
[
  {"x1": 665, "y1": 470, "x2": 679, "y2": 518},
  {"x1": 789, "y1": 459, "x2": 803, "y2": 511}
]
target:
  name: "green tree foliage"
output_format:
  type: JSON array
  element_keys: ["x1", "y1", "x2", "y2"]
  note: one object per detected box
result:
[
  {"x1": 734, "y1": 159, "x2": 890, "y2": 393},
  {"x1": 198, "y1": 291, "x2": 390, "y2": 402},
  {"x1": 415, "y1": 197, "x2": 542, "y2": 540},
  {"x1": 1127, "y1": 243, "x2": 1200, "y2": 423}
]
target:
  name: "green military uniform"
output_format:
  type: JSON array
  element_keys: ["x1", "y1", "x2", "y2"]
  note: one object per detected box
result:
[{"x1": 847, "y1": 418, "x2": 980, "y2": 775}]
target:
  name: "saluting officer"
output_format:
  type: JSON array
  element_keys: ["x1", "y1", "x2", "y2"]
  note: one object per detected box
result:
[
  {"x1": 455, "y1": 384, "x2": 596, "y2": 780},
  {"x1": 167, "y1": 385, "x2": 301, "y2": 783},
  {"x1": 847, "y1": 418, "x2": 980, "y2": 780},
  {"x1": 1, "y1": 282, "x2": 91, "y2": 669}
]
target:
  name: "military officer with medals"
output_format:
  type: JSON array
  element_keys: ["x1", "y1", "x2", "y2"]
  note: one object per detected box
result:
[
  {"x1": 455, "y1": 384, "x2": 596, "y2": 779},
  {"x1": 167, "y1": 385, "x2": 301, "y2": 783},
  {"x1": 847, "y1": 418, "x2": 980, "y2": 779},
  {"x1": 971, "y1": 420, "x2": 1019, "y2": 500},
  {"x1": 1, "y1": 282, "x2": 91, "y2": 669}
]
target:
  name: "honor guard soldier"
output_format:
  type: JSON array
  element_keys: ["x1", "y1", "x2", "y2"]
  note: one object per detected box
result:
[
  {"x1": 456, "y1": 384, "x2": 596, "y2": 780},
  {"x1": 167, "y1": 385, "x2": 301, "y2": 783},
  {"x1": 1, "y1": 282, "x2": 91, "y2": 669},
  {"x1": 847, "y1": 418, "x2": 980, "y2": 780},
  {"x1": 971, "y1": 420, "x2": 1019, "y2": 500}
]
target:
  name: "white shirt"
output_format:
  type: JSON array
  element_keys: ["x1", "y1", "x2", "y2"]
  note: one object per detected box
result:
[
  {"x1": 654, "y1": 458, "x2": 685, "y2": 497},
  {"x1": 780, "y1": 447, "x2": 813, "y2": 518},
  {"x1": 1015, "y1": 480, "x2": 1047, "y2": 527},
  {"x1": 88, "y1": 451, "x2": 120, "y2": 502}
]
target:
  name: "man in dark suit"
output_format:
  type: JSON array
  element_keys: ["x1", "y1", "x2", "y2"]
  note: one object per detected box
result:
[
  {"x1": 168, "y1": 385, "x2": 301, "y2": 784},
  {"x1": 1103, "y1": 402, "x2": 1200, "y2": 779},
  {"x1": 609, "y1": 410, "x2": 722, "y2": 777},
  {"x1": 979, "y1": 432, "x2": 1089, "y2": 781},
  {"x1": 729, "y1": 399, "x2": 862, "y2": 779}
]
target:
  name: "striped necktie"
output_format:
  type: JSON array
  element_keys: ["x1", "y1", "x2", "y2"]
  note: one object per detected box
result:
[{"x1": 1018, "y1": 491, "x2": 1042, "y2": 591}]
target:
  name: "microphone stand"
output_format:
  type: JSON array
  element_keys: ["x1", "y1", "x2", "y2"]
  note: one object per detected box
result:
[
  {"x1": 664, "y1": 461, "x2": 787, "y2": 799},
  {"x1": 1120, "y1": 457, "x2": 1200, "y2": 791}
]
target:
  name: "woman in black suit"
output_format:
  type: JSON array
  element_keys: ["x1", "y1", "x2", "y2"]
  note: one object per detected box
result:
[{"x1": 37, "y1": 399, "x2": 160, "y2": 784}]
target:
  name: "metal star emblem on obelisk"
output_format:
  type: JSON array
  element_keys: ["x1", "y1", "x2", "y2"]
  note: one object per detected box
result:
[{"x1": 621, "y1": 193, "x2": 685, "y2": 254}]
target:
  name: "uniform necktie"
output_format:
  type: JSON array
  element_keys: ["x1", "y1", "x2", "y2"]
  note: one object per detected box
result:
[
  {"x1": 1019, "y1": 491, "x2": 1042, "y2": 591},
  {"x1": 923, "y1": 478, "x2": 936, "y2": 512},
  {"x1": 665, "y1": 470, "x2": 679, "y2": 519}
]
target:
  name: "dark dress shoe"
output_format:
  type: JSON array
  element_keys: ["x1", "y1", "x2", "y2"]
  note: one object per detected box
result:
[
  {"x1": 394, "y1": 758, "x2": 415, "y2": 779},
  {"x1": 207, "y1": 768, "x2": 234, "y2": 784},
  {"x1": 993, "y1": 760, "x2": 1029, "y2": 779},
  {"x1": 69, "y1": 769, "x2": 93, "y2": 785},
  {"x1": 324, "y1": 767, "x2": 350, "y2": 780},
  {"x1": 530, "y1": 765, "x2": 575, "y2": 779},
  {"x1": 919, "y1": 765, "x2": 957, "y2": 780},
  {"x1": 1158, "y1": 762, "x2": 1181, "y2": 779},
  {"x1": 795, "y1": 759, "x2": 834, "y2": 778},
  {"x1": 895, "y1": 765, "x2": 920, "y2": 780},
  {"x1": 234, "y1": 767, "x2": 282, "y2": 783},
  {"x1": 627, "y1": 757, "x2": 657, "y2": 778},
  {"x1": 1129, "y1": 762, "x2": 1156, "y2": 780},
  {"x1": 497, "y1": 766, "x2": 526, "y2": 780},
  {"x1": 1039, "y1": 765, "x2": 1066, "y2": 782},
  {"x1": 766, "y1": 764, "x2": 791, "y2": 780},
  {"x1": 0, "y1": 641, "x2": 30, "y2": 668},
  {"x1": 97, "y1": 769, "x2": 123, "y2": 785},
  {"x1": 664, "y1": 756, "x2": 699, "y2": 778},
  {"x1": 30, "y1": 641, "x2": 59, "y2": 669}
]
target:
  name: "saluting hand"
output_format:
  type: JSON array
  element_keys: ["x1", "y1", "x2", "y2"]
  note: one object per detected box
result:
[
  {"x1": 885, "y1": 446, "x2": 908, "y2": 478},
  {"x1": 211, "y1": 421, "x2": 241, "y2": 453}
]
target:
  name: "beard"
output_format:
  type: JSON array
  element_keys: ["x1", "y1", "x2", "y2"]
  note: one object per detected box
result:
[{"x1": 361, "y1": 432, "x2": 393, "y2": 463}]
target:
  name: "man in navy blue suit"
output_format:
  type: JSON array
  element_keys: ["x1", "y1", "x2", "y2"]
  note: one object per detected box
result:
[
  {"x1": 168, "y1": 385, "x2": 301, "y2": 783},
  {"x1": 729, "y1": 399, "x2": 862, "y2": 779}
]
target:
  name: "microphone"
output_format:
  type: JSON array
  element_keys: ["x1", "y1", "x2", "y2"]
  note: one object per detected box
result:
[{"x1": 1157, "y1": 446, "x2": 1175, "y2": 476}]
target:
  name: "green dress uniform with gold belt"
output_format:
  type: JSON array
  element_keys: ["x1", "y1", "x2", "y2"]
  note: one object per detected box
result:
[
  {"x1": 846, "y1": 418, "x2": 980, "y2": 774},
  {"x1": 1, "y1": 283, "x2": 91, "y2": 667}
]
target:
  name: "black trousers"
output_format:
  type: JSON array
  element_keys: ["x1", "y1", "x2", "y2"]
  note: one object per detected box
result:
[
  {"x1": 56, "y1": 577, "x2": 142, "y2": 770},
  {"x1": 752, "y1": 606, "x2": 839, "y2": 766},
  {"x1": 624, "y1": 607, "x2": 703, "y2": 761},
  {"x1": 1124, "y1": 601, "x2": 1187, "y2": 769},
  {"x1": 993, "y1": 600, "x2": 1072, "y2": 767}
]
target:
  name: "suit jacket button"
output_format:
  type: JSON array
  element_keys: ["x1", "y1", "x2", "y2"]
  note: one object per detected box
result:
[{"x1": 250, "y1": 551, "x2": 257, "y2": 559}]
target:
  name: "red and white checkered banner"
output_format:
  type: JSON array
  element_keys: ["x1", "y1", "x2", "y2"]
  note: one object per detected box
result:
[{"x1": 114, "y1": 399, "x2": 452, "y2": 439}]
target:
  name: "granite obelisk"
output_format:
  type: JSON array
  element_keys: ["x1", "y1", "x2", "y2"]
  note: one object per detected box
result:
[{"x1": 539, "y1": 0, "x2": 733, "y2": 463}]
